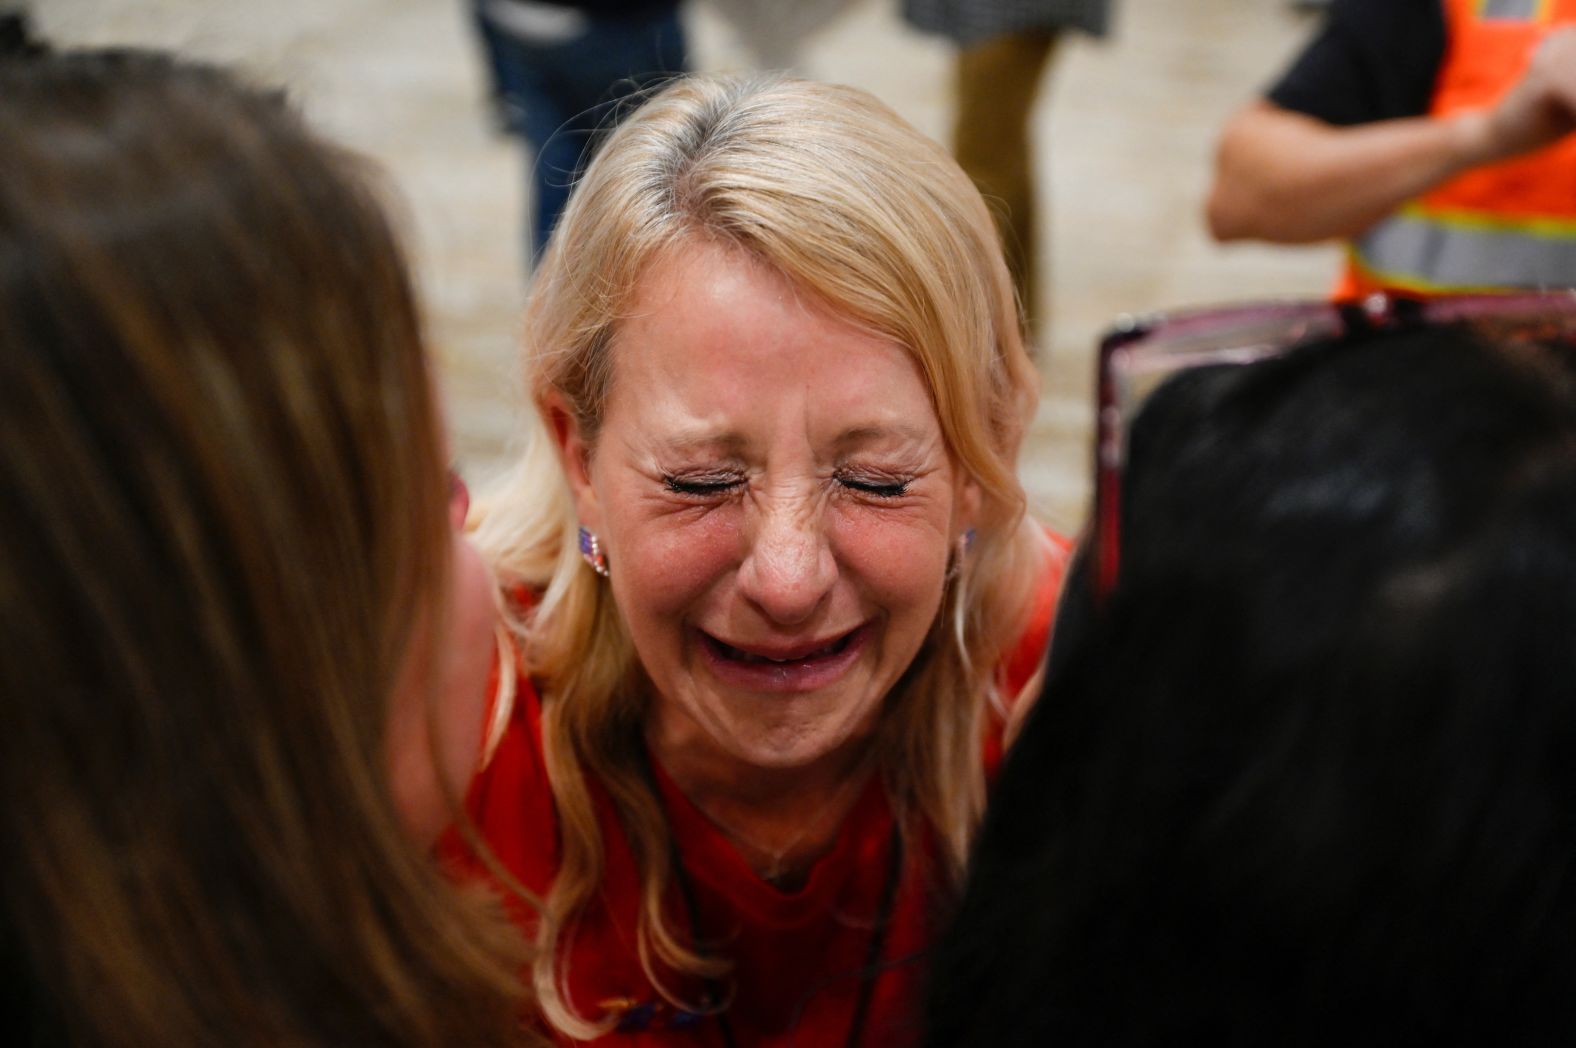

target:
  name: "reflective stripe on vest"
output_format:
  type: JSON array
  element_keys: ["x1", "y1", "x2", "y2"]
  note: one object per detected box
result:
[
  {"x1": 1478, "y1": 0, "x2": 1544, "y2": 20},
  {"x1": 1352, "y1": 204, "x2": 1576, "y2": 292},
  {"x1": 1336, "y1": 0, "x2": 1576, "y2": 298}
]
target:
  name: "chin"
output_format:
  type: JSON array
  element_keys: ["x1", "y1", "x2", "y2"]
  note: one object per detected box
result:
[
  {"x1": 720, "y1": 712, "x2": 872, "y2": 772},
  {"x1": 734, "y1": 741, "x2": 829, "y2": 771}
]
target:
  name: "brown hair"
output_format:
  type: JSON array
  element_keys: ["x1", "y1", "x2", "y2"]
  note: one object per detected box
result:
[
  {"x1": 474, "y1": 73, "x2": 1051, "y2": 1035},
  {"x1": 0, "y1": 50, "x2": 535, "y2": 1045}
]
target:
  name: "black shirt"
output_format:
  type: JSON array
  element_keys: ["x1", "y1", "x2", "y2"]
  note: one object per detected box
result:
[{"x1": 1266, "y1": 0, "x2": 1446, "y2": 126}]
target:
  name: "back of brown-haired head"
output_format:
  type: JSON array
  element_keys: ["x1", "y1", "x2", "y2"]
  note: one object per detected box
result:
[{"x1": 0, "y1": 49, "x2": 534, "y2": 1046}]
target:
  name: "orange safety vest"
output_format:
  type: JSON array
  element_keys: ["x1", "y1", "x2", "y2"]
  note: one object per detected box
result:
[{"x1": 1337, "y1": 0, "x2": 1576, "y2": 299}]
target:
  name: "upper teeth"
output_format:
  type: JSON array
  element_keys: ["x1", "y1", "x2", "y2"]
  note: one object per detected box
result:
[{"x1": 729, "y1": 640, "x2": 839, "y2": 663}]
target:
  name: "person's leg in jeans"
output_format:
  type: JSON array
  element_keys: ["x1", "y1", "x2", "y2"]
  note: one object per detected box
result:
[
  {"x1": 952, "y1": 29, "x2": 1057, "y2": 335},
  {"x1": 482, "y1": 5, "x2": 685, "y2": 265},
  {"x1": 532, "y1": 9, "x2": 684, "y2": 260}
]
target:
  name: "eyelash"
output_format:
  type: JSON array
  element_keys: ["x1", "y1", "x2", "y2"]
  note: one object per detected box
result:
[
  {"x1": 663, "y1": 475, "x2": 740, "y2": 498},
  {"x1": 841, "y1": 476, "x2": 911, "y2": 499},
  {"x1": 661, "y1": 472, "x2": 912, "y2": 500}
]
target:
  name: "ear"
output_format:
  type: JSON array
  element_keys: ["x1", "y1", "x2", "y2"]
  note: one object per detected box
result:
[{"x1": 542, "y1": 393, "x2": 603, "y2": 536}]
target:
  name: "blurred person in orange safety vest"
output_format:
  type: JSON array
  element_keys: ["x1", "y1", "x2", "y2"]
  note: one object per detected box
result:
[{"x1": 1207, "y1": 0, "x2": 1576, "y2": 299}]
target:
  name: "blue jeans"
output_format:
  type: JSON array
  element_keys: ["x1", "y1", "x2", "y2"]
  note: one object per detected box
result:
[{"x1": 471, "y1": 3, "x2": 687, "y2": 263}]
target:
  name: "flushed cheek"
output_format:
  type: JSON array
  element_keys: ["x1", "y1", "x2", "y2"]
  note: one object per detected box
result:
[
  {"x1": 611, "y1": 510, "x2": 740, "y2": 627},
  {"x1": 828, "y1": 510, "x2": 952, "y2": 606}
]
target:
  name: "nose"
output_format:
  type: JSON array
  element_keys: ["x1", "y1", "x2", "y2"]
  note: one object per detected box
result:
[{"x1": 738, "y1": 495, "x2": 836, "y2": 626}]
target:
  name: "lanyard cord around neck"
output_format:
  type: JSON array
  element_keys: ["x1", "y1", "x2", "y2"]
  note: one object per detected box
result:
[{"x1": 640, "y1": 749, "x2": 905, "y2": 1048}]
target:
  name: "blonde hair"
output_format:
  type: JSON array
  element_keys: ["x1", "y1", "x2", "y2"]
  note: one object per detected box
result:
[
  {"x1": 0, "y1": 51, "x2": 537, "y2": 1045},
  {"x1": 475, "y1": 73, "x2": 1046, "y2": 1037}
]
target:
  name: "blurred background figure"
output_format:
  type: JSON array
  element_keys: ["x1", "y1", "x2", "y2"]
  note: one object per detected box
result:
[
  {"x1": 1209, "y1": 0, "x2": 1576, "y2": 298},
  {"x1": 903, "y1": 0, "x2": 1116, "y2": 338},
  {"x1": 927, "y1": 300, "x2": 1576, "y2": 1045},
  {"x1": 467, "y1": 0, "x2": 686, "y2": 266},
  {"x1": 0, "y1": 48, "x2": 536, "y2": 1046},
  {"x1": 0, "y1": 2, "x2": 42, "y2": 57},
  {"x1": 701, "y1": 0, "x2": 859, "y2": 69}
]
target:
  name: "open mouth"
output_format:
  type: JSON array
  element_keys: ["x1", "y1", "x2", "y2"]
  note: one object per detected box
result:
[
  {"x1": 701, "y1": 627, "x2": 861, "y2": 665},
  {"x1": 699, "y1": 620, "x2": 876, "y2": 687}
]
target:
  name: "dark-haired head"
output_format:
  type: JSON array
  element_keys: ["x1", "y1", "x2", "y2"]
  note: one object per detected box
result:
[
  {"x1": 930, "y1": 324, "x2": 1576, "y2": 1045},
  {"x1": 0, "y1": 50, "x2": 532, "y2": 1046}
]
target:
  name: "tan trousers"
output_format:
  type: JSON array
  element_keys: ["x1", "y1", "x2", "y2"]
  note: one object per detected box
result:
[{"x1": 953, "y1": 29, "x2": 1059, "y2": 333}]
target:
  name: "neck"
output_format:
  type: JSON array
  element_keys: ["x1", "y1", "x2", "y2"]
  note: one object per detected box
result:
[
  {"x1": 646, "y1": 712, "x2": 877, "y2": 883},
  {"x1": 647, "y1": 707, "x2": 874, "y2": 806}
]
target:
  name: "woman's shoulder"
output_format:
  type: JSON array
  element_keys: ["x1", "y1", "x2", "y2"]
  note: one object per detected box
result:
[
  {"x1": 464, "y1": 607, "x2": 560, "y2": 889},
  {"x1": 999, "y1": 525, "x2": 1073, "y2": 700},
  {"x1": 985, "y1": 526, "x2": 1072, "y2": 773}
]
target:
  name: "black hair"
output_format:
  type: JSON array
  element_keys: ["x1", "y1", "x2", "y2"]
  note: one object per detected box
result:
[{"x1": 928, "y1": 325, "x2": 1576, "y2": 1046}]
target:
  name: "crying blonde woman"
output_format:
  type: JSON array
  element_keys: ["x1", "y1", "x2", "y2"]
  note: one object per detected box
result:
[{"x1": 455, "y1": 73, "x2": 1072, "y2": 1047}]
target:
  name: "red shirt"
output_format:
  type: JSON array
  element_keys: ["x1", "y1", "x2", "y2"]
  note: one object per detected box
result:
[{"x1": 463, "y1": 534, "x2": 1070, "y2": 1046}]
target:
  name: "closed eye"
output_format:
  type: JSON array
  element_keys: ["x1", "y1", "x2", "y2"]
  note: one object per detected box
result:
[
  {"x1": 663, "y1": 474, "x2": 743, "y2": 498},
  {"x1": 839, "y1": 475, "x2": 911, "y2": 499}
]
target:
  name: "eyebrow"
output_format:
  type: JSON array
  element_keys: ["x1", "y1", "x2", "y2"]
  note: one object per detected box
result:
[
  {"x1": 655, "y1": 430, "x2": 749, "y2": 456},
  {"x1": 834, "y1": 423, "x2": 933, "y2": 446}
]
